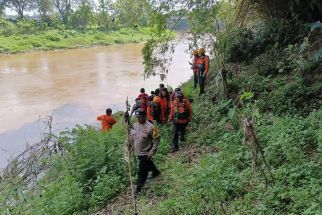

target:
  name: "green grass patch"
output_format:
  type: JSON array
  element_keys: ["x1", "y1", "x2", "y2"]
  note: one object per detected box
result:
[{"x1": 0, "y1": 28, "x2": 152, "y2": 54}]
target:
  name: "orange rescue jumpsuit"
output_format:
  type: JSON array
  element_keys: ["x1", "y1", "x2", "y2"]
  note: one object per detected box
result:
[
  {"x1": 97, "y1": 114, "x2": 117, "y2": 132},
  {"x1": 170, "y1": 99, "x2": 192, "y2": 124},
  {"x1": 160, "y1": 97, "x2": 168, "y2": 123},
  {"x1": 147, "y1": 105, "x2": 154, "y2": 123},
  {"x1": 197, "y1": 55, "x2": 209, "y2": 94}
]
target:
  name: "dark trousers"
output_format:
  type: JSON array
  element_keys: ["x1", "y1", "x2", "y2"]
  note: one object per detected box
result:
[
  {"x1": 136, "y1": 155, "x2": 160, "y2": 190},
  {"x1": 154, "y1": 111, "x2": 162, "y2": 124},
  {"x1": 193, "y1": 73, "x2": 199, "y2": 88},
  {"x1": 199, "y1": 74, "x2": 205, "y2": 95},
  {"x1": 172, "y1": 122, "x2": 187, "y2": 149}
]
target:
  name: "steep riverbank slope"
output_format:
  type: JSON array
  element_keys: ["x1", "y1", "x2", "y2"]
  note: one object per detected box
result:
[
  {"x1": 95, "y1": 63, "x2": 321, "y2": 214},
  {"x1": 94, "y1": 19, "x2": 322, "y2": 214}
]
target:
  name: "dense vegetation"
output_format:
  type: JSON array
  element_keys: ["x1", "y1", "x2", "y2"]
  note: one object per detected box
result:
[
  {"x1": 0, "y1": 117, "x2": 130, "y2": 214},
  {"x1": 0, "y1": 0, "x2": 321, "y2": 214}
]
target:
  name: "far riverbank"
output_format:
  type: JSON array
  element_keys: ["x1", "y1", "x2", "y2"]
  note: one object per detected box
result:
[{"x1": 0, "y1": 27, "x2": 153, "y2": 54}]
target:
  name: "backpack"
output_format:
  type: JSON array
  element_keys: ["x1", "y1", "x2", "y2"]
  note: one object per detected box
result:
[
  {"x1": 174, "y1": 99, "x2": 189, "y2": 120},
  {"x1": 198, "y1": 55, "x2": 209, "y2": 74},
  {"x1": 151, "y1": 102, "x2": 161, "y2": 118},
  {"x1": 191, "y1": 57, "x2": 199, "y2": 70}
]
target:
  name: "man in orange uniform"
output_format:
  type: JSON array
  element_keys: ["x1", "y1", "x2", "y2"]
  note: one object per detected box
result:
[
  {"x1": 97, "y1": 108, "x2": 117, "y2": 132},
  {"x1": 146, "y1": 101, "x2": 154, "y2": 123},
  {"x1": 160, "y1": 88, "x2": 169, "y2": 124},
  {"x1": 170, "y1": 88, "x2": 186, "y2": 108},
  {"x1": 170, "y1": 92, "x2": 192, "y2": 152},
  {"x1": 152, "y1": 89, "x2": 162, "y2": 124},
  {"x1": 190, "y1": 50, "x2": 200, "y2": 89},
  {"x1": 197, "y1": 48, "x2": 209, "y2": 95}
]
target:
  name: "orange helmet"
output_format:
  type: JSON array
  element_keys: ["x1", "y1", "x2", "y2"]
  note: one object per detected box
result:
[{"x1": 153, "y1": 96, "x2": 161, "y2": 103}]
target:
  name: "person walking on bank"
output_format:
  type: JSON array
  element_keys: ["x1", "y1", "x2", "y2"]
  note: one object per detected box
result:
[
  {"x1": 126, "y1": 108, "x2": 161, "y2": 196},
  {"x1": 149, "y1": 91, "x2": 155, "y2": 101},
  {"x1": 160, "y1": 88, "x2": 169, "y2": 124},
  {"x1": 170, "y1": 88, "x2": 181, "y2": 107},
  {"x1": 152, "y1": 89, "x2": 162, "y2": 124},
  {"x1": 190, "y1": 50, "x2": 200, "y2": 89},
  {"x1": 97, "y1": 108, "x2": 117, "y2": 132},
  {"x1": 159, "y1": 83, "x2": 165, "y2": 92},
  {"x1": 197, "y1": 48, "x2": 209, "y2": 95},
  {"x1": 138, "y1": 88, "x2": 149, "y2": 101},
  {"x1": 170, "y1": 92, "x2": 192, "y2": 152}
]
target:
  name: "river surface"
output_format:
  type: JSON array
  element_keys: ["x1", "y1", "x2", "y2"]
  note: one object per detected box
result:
[{"x1": 0, "y1": 36, "x2": 192, "y2": 170}]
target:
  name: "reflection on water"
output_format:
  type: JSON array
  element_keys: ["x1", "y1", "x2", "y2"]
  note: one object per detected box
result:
[{"x1": 0, "y1": 36, "x2": 192, "y2": 169}]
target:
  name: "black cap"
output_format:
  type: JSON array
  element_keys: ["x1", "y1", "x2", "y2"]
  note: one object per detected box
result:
[
  {"x1": 175, "y1": 91, "x2": 183, "y2": 98},
  {"x1": 135, "y1": 108, "x2": 146, "y2": 117},
  {"x1": 174, "y1": 88, "x2": 181, "y2": 92},
  {"x1": 140, "y1": 88, "x2": 145, "y2": 93},
  {"x1": 159, "y1": 84, "x2": 165, "y2": 88},
  {"x1": 106, "y1": 108, "x2": 112, "y2": 114}
]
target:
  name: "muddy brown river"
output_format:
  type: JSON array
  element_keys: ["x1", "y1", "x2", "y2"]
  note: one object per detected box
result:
[{"x1": 0, "y1": 37, "x2": 192, "y2": 170}]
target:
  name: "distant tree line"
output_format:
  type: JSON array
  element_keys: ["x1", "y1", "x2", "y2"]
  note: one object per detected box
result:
[{"x1": 0, "y1": 0, "x2": 153, "y2": 30}]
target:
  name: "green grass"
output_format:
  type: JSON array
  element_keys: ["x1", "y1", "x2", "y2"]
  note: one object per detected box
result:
[{"x1": 0, "y1": 27, "x2": 152, "y2": 54}]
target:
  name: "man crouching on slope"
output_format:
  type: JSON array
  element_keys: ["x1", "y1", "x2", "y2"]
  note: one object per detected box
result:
[{"x1": 127, "y1": 108, "x2": 161, "y2": 197}]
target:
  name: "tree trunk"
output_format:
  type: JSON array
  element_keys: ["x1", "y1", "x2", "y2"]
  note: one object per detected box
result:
[
  {"x1": 18, "y1": 10, "x2": 24, "y2": 19},
  {"x1": 221, "y1": 68, "x2": 228, "y2": 97}
]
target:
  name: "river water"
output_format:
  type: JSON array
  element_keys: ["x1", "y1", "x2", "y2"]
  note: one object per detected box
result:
[{"x1": 0, "y1": 36, "x2": 193, "y2": 170}]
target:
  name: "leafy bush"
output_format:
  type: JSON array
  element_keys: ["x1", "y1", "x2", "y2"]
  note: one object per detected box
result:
[
  {"x1": 0, "y1": 19, "x2": 16, "y2": 36},
  {"x1": 226, "y1": 33, "x2": 322, "y2": 116},
  {"x1": 217, "y1": 28, "x2": 257, "y2": 63},
  {"x1": 93, "y1": 32, "x2": 106, "y2": 40},
  {"x1": 16, "y1": 20, "x2": 39, "y2": 35},
  {"x1": 45, "y1": 32, "x2": 62, "y2": 42},
  {"x1": 217, "y1": 19, "x2": 309, "y2": 63},
  {"x1": 258, "y1": 76, "x2": 314, "y2": 115},
  {"x1": 90, "y1": 174, "x2": 126, "y2": 209},
  {"x1": 255, "y1": 18, "x2": 309, "y2": 51},
  {"x1": 258, "y1": 113, "x2": 320, "y2": 166},
  {"x1": 119, "y1": 28, "x2": 131, "y2": 35}
]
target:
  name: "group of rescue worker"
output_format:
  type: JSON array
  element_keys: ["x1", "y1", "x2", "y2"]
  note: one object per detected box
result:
[
  {"x1": 96, "y1": 47, "x2": 209, "y2": 197},
  {"x1": 129, "y1": 85, "x2": 192, "y2": 153}
]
